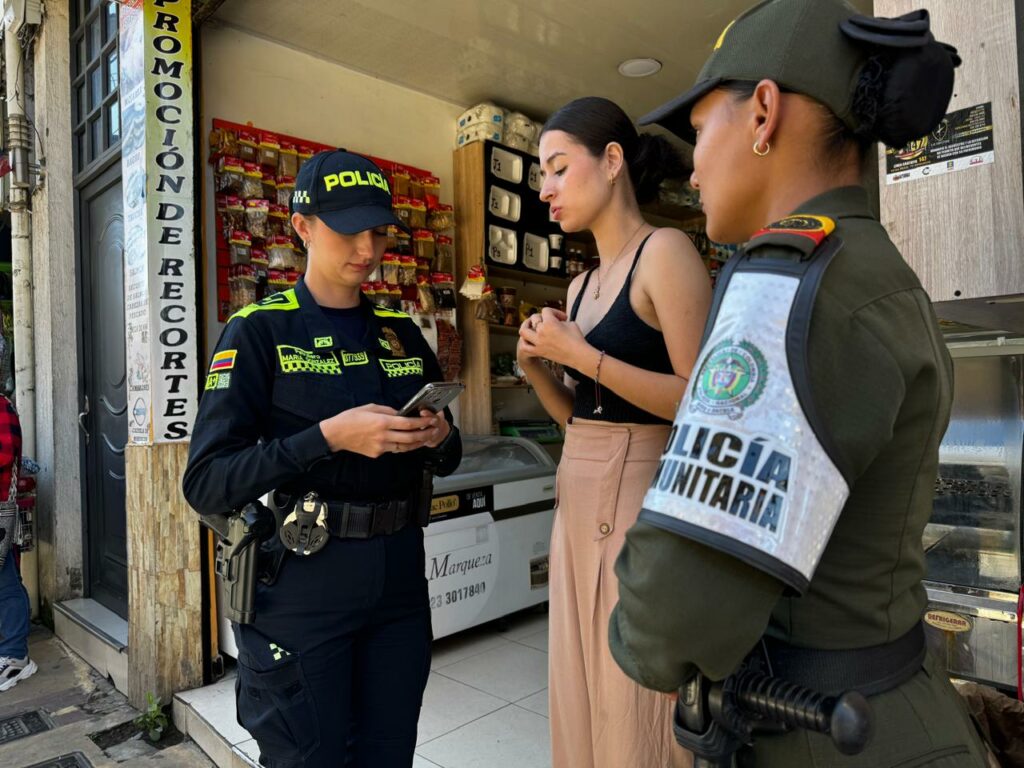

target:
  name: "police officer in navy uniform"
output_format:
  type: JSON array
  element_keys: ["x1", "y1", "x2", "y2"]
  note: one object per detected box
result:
[
  {"x1": 608, "y1": 1, "x2": 991, "y2": 766},
  {"x1": 183, "y1": 149, "x2": 461, "y2": 768}
]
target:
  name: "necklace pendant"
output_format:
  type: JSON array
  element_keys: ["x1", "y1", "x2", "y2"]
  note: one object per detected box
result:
[
  {"x1": 592, "y1": 405, "x2": 603, "y2": 415},
  {"x1": 593, "y1": 286, "x2": 600, "y2": 300}
]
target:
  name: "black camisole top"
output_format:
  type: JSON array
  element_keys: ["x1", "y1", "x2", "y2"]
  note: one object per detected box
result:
[{"x1": 563, "y1": 234, "x2": 674, "y2": 424}]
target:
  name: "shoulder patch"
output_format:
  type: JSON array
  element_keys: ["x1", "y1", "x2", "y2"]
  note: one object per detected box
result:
[
  {"x1": 747, "y1": 215, "x2": 836, "y2": 257},
  {"x1": 229, "y1": 289, "x2": 299, "y2": 321}
]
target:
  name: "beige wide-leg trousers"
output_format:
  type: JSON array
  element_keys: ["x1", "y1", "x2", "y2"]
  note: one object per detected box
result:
[{"x1": 549, "y1": 419, "x2": 692, "y2": 768}]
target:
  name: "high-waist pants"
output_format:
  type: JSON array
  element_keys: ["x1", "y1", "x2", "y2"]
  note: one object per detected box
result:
[{"x1": 549, "y1": 420, "x2": 692, "y2": 768}]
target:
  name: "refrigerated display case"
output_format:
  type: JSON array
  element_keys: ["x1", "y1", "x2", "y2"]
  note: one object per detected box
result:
[
  {"x1": 922, "y1": 341, "x2": 1024, "y2": 697},
  {"x1": 426, "y1": 435, "x2": 556, "y2": 638}
]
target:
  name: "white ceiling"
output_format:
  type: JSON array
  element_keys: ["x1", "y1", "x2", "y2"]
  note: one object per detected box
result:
[{"x1": 213, "y1": 0, "x2": 872, "y2": 126}]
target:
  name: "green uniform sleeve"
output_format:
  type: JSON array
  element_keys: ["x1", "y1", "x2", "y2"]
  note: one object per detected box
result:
[{"x1": 610, "y1": 524, "x2": 783, "y2": 690}]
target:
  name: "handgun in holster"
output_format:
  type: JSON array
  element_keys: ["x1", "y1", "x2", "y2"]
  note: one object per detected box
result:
[{"x1": 200, "y1": 502, "x2": 277, "y2": 625}]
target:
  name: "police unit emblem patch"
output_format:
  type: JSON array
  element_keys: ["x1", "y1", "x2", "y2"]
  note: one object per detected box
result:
[
  {"x1": 380, "y1": 326, "x2": 405, "y2": 357},
  {"x1": 314, "y1": 336, "x2": 333, "y2": 348},
  {"x1": 691, "y1": 339, "x2": 767, "y2": 420}
]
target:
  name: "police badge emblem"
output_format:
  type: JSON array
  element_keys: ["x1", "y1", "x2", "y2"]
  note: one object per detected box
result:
[
  {"x1": 691, "y1": 339, "x2": 768, "y2": 420},
  {"x1": 381, "y1": 326, "x2": 405, "y2": 357}
]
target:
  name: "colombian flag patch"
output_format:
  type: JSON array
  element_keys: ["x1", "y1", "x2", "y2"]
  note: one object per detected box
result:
[
  {"x1": 748, "y1": 215, "x2": 836, "y2": 256},
  {"x1": 210, "y1": 349, "x2": 237, "y2": 372}
]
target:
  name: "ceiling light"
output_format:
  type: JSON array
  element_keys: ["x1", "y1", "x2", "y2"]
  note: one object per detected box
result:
[{"x1": 618, "y1": 58, "x2": 662, "y2": 78}]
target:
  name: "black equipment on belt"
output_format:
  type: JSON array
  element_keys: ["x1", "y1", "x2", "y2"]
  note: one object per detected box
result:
[
  {"x1": 280, "y1": 492, "x2": 330, "y2": 555},
  {"x1": 200, "y1": 501, "x2": 277, "y2": 625},
  {"x1": 675, "y1": 623, "x2": 926, "y2": 767},
  {"x1": 277, "y1": 483, "x2": 431, "y2": 555}
]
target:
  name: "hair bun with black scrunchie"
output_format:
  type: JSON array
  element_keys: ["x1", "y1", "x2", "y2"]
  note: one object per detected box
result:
[{"x1": 842, "y1": 9, "x2": 962, "y2": 147}]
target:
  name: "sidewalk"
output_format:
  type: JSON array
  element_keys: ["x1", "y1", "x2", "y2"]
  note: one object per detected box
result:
[
  {"x1": 0, "y1": 626, "x2": 212, "y2": 768},
  {"x1": 174, "y1": 607, "x2": 553, "y2": 768}
]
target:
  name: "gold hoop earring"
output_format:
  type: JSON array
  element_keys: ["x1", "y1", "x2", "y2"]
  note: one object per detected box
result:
[
  {"x1": 609, "y1": 176, "x2": 616, "y2": 187},
  {"x1": 753, "y1": 140, "x2": 771, "y2": 157}
]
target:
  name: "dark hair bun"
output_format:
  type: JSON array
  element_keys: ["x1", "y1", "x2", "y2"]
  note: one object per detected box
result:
[
  {"x1": 842, "y1": 10, "x2": 961, "y2": 147},
  {"x1": 630, "y1": 134, "x2": 687, "y2": 205}
]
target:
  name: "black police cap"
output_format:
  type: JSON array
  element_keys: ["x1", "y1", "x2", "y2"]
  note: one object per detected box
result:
[{"x1": 291, "y1": 149, "x2": 410, "y2": 235}]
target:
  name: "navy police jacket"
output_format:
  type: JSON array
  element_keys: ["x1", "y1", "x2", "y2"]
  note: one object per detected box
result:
[{"x1": 183, "y1": 279, "x2": 461, "y2": 517}]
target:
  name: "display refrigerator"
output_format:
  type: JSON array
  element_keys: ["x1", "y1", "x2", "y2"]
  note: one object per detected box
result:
[
  {"x1": 425, "y1": 434, "x2": 556, "y2": 638},
  {"x1": 217, "y1": 435, "x2": 556, "y2": 657},
  {"x1": 922, "y1": 340, "x2": 1024, "y2": 698}
]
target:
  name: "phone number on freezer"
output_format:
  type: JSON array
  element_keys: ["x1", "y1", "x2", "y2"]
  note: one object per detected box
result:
[{"x1": 429, "y1": 582, "x2": 487, "y2": 609}]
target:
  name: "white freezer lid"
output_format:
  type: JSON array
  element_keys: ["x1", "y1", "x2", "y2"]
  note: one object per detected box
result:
[{"x1": 433, "y1": 434, "x2": 556, "y2": 492}]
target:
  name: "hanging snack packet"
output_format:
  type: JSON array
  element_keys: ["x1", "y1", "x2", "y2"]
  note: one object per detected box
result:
[{"x1": 245, "y1": 198, "x2": 271, "y2": 240}]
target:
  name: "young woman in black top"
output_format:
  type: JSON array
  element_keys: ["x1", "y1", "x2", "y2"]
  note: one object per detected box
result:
[{"x1": 516, "y1": 97, "x2": 710, "y2": 768}]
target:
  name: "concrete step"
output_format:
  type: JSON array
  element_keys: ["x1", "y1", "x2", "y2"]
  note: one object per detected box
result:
[
  {"x1": 173, "y1": 675, "x2": 258, "y2": 768},
  {"x1": 53, "y1": 599, "x2": 128, "y2": 696}
]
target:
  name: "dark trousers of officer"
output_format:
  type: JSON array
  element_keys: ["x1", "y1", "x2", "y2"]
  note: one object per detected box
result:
[{"x1": 232, "y1": 523, "x2": 431, "y2": 768}]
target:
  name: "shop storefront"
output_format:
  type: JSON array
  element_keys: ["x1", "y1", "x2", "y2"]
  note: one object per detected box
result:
[{"x1": 5, "y1": 0, "x2": 1022, "y2": 734}]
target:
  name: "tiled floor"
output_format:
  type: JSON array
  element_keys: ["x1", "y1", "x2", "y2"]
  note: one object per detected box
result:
[{"x1": 174, "y1": 607, "x2": 553, "y2": 768}]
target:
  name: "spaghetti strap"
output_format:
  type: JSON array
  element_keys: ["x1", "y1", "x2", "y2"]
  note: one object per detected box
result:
[
  {"x1": 570, "y1": 269, "x2": 596, "y2": 321},
  {"x1": 625, "y1": 232, "x2": 656, "y2": 286}
]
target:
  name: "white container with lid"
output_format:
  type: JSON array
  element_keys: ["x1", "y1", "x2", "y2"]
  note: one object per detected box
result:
[
  {"x1": 490, "y1": 146, "x2": 524, "y2": 184},
  {"x1": 527, "y1": 162, "x2": 543, "y2": 192},
  {"x1": 523, "y1": 233, "x2": 549, "y2": 272},
  {"x1": 488, "y1": 225, "x2": 518, "y2": 265},
  {"x1": 488, "y1": 185, "x2": 521, "y2": 222}
]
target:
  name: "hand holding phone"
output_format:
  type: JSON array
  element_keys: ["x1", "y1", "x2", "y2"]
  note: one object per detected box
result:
[{"x1": 398, "y1": 382, "x2": 464, "y2": 417}]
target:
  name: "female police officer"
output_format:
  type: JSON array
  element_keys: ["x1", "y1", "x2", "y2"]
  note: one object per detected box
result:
[
  {"x1": 608, "y1": 1, "x2": 989, "y2": 766},
  {"x1": 183, "y1": 149, "x2": 461, "y2": 768}
]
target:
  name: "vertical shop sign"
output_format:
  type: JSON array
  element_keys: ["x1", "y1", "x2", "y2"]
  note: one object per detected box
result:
[{"x1": 119, "y1": 0, "x2": 198, "y2": 443}]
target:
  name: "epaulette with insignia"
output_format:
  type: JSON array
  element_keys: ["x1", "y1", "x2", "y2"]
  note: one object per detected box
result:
[{"x1": 746, "y1": 215, "x2": 836, "y2": 257}]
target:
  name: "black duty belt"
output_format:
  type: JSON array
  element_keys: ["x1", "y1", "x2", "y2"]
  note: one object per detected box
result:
[
  {"x1": 761, "y1": 621, "x2": 927, "y2": 698},
  {"x1": 324, "y1": 498, "x2": 413, "y2": 539}
]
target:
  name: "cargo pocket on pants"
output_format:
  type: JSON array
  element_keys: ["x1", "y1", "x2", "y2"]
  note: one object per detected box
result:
[{"x1": 235, "y1": 655, "x2": 320, "y2": 767}]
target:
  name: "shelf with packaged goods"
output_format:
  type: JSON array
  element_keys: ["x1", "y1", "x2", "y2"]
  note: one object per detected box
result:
[
  {"x1": 640, "y1": 200, "x2": 705, "y2": 226},
  {"x1": 487, "y1": 265, "x2": 571, "y2": 289}
]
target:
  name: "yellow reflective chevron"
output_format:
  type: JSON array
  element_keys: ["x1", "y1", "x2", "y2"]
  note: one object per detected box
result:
[
  {"x1": 372, "y1": 306, "x2": 410, "y2": 319},
  {"x1": 230, "y1": 289, "x2": 299, "y2": 320}
]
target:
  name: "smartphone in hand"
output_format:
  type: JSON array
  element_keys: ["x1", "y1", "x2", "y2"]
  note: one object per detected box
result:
[{"x1": 398, "y1": 382, "x2": 464, "y2": 417}]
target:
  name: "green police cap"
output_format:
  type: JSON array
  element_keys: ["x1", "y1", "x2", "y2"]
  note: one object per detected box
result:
[{"x1": 641, "y1": 0, "x2": 960, "y2": 147}]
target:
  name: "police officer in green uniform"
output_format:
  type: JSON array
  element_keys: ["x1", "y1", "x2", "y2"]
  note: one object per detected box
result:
[
  {"x1": 608, "y1": 1, "x2": 990, "y2": 765},
  {"x1": 183, "y1": 150, "x2": 461, "y2": 768}
]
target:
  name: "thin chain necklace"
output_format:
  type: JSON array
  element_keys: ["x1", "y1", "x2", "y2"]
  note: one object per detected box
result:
[{"x1": 594, "y1": 221, "x2": 646, "y2": 300}]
